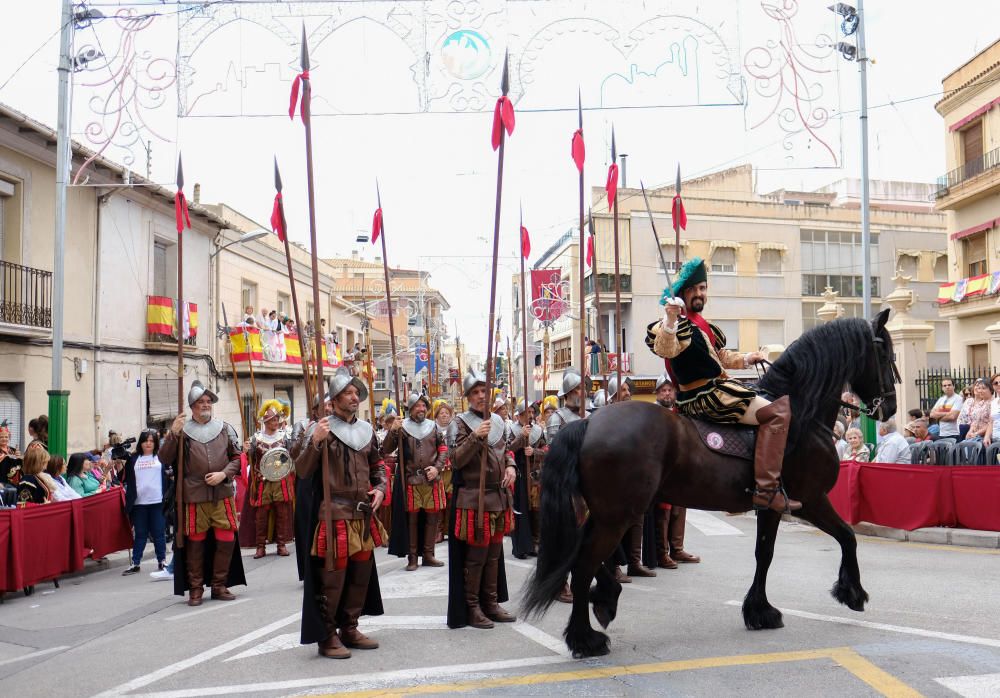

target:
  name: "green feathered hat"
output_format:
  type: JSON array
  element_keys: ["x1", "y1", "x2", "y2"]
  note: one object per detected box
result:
[{"x1": 660, "y1": 257, "x2": 706, "y2": 304}]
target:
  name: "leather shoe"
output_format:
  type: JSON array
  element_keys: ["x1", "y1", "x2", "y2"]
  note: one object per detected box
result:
[
  {"x1": 612, "y1": 566, "x2": 632, "y2": 584},
  {"x1": 628, "y1": 563, "x2": 657, "y2": 578},
  {"x1": 657, "y1": 554, "x2": 678, "y2": 570},
  {"x1": 339, "y1": 627, "x2": 379, "y2": 650},
  {"x1": 318, "y1": 633, "x2": 351, "y2": 659},
  {"x1": 187, "y1": 587, "x2": 203, "y2": 607},
  {"x1": 405, "y1": 555, "x2": 418, "y2": 572},
  {"x1": 467, "y1": 606, "x2": 494, "y2": 629},
  {"x1": 422, "y1": 554, "x2": 444, "y2": 567},
  {"x1": 276, "y1": 543, "x2": 290, "y2": 557},
  {"x1": 253, "y1": 546, "x2": 266, "y2": 559},
  {"x1": 483, "y1": 604, "x2": 515, "y2": 623},
  {"x1": 673, "y1": 550, "x2": 701, "y2": 563},
  {"x1": 211, "y1": 586, "x2": 236, "y2": 601},
  {"x1": 556, "y1": 583, "x2": 573, "y2": 604}
]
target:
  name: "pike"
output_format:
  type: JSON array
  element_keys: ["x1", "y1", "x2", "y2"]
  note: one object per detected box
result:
[
  {"x1": 586, "y1": 208, "x2": 604, "y2": 390},
  {"x1": 221, "y1": 303, "x2": 248, "y2": 441},
  {"x1": 272, "y1": 157, "x2": 313, "y2": 409},
  {"x1": 291, "y1": 25, "x2": 333, "y2": 572},
  {"x1": 361, "y1": 275, "x2": 376, "y2": 422},
  {"x1": 572, "y1": 91, "x2": 586, "y2": 417},
  {"x1": 173, "y1": 153, "x2": 190, "y2": 550},
  {"x1": 480, "y1": 50, "x2": 514, "y2": 539},
  {"x1": 640, "y1": 180, "x2": 676, "y2": 294},
  {"x1": 609, "y1": 126, "x2": 623, "y2": 399},
  {"x1": 518, "y1": 204, "x2": 530, "y2": 412}
]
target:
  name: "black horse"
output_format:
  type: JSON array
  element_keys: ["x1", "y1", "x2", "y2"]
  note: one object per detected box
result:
[{"x1": 522, "y1": 310, "x2": 898, "y2": 658}]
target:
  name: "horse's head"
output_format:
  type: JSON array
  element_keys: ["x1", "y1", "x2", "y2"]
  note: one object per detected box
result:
[{"x1": 851, "y1": 308, "x2": 899, "y2": 423}]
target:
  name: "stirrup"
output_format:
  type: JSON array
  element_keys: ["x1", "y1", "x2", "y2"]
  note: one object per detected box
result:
[{"x1": 750, "y1": 485, "x2": 795, "y2": 515}]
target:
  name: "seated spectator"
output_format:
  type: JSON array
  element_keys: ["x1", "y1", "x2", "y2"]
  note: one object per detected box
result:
[
  {"x1": 832, "y1": 421, "x2": 848, "y2": 459},
  {"x1": 875, "y1": 419, "x2": 911, "y2": 464},
  {"x1": 906, "y1": 418, "x2": 931, "y2": 442},
  {"x1": 16, "y1": 446, "x2": 52, "y2": 506},
  {"x1": 122, "y1": 430, "x2": 168, "y2": 576},
  {"x1": 983, "y1": 375, "x2": 1000, "y2": 447},
  {"x1": 838, "y1": 392, "x2": 861, "y2": 433},
  {"x1": 42, "y1": 455, "x2": 81, "y2": 502},
  {"x1": 67, "y1": 452, "x2": 109, "y2": 496},
  {"x1": 959, "y1": 378, "x2": 993, "y2": 441},
  {"x1": 841, "y1": 428, "x2": 870, "y2": 462},
  {"x1": 27, "y1": 415, "x2": 49, "y2": 451}
]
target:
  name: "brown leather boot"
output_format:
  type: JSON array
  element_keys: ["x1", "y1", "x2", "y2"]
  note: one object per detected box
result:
[
  {"x1": 317, "y1": 567, "x2": 350, "y2": 659},
  {"x1": 337, "y1": 557, "x2": 379, "y2": 650},
  {"x1": 654, "y1": 507, "x2": 678, "y2": 569},
  {"x1": 210, "y1": 538, "x2": 236, "y2": 600},
  {"x1": 556, "y1": 581, "x2": 573, "y2": 604},
  {"x1": 613, "y1": 565, "x2": 632, "y2": 584},
  {"x1": 668, "y1": 506, "x2": 700, "y2": 563},
  {"x1": 254, "y1": 504, "x2": 269, "y2": 559},
  {"x1": 464, "y1": 545, "x2": 493, "y2": 629},
  {"x1": 422, "y1": 513, "x2": 444, "y2": 567},
  {"x1": 186, "y1": 538, "x2": 205, "y2": 606},
  {"x1": 405, "y1": 512, "x2": 419, "y2": 571},
  {"x1": 626, "y1": 524, "x2": 656, "y2": 577},
  {"x1": 752, "y1": 396, "x2": 802, "y2": 513},
  {"x1": 481, "y1": 542, "x2": 515, "y2": 622},
  {"x1": 275, "y1": 502, "x2": 291, "y2": 556}
]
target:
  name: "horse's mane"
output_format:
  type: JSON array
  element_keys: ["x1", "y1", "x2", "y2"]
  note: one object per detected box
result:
[{"x1": 758, "y1": 317, "x2": 874, "y2": 436}]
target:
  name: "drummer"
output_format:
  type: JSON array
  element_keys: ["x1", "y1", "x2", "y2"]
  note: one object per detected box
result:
[{"x1": 245, "y1": 400, "x2": 295, "y2": 559}]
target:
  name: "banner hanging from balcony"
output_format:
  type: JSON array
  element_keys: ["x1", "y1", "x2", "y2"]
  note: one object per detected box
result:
[
  {"x1": 529, "y1": 269, "x2": 568, "y2": 324},
  {"x1": 230, "y1": 327, "x2": 264, "y2": 362},
  {"x1": 937, "y1": 273, "x2": 1000, "y2": 304},
  {"x1": 146, "y1": 296, "x2": 198, "y2": 339}
]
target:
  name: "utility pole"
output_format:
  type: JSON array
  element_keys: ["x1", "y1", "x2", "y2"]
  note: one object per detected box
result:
[
  {"x1": 49, "y1": 0, "x2": 74, "y2": 458},
  {"x1": 857, "y1": 0, "x2": 872, "y2": 322}
]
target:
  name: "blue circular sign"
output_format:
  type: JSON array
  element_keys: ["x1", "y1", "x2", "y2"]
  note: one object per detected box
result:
[{"x1": 441, "y1": 29, "x2": 492, "y2": 80}]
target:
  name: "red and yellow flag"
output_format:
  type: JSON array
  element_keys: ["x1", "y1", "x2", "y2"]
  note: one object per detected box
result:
[{"x1": 230, "y1": 327, "x2": 263, "y2": 362}]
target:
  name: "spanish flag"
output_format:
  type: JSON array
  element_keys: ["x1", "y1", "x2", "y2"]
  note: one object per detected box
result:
[
  {"x1": 146, "y1": 296, "x2": 174, "y2": 335},
  {"x1": 230, "y1": 327, "x2": 263, "y2": 362},
  {"x1": 285, "y1": 333, "x2": 302, "y2": 365}
]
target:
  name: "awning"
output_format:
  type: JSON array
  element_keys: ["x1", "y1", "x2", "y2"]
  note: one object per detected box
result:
[
  {"x1": 951, "y1": 217, "x2": 999, "y2": 241},
  {"x1": 660, "y1": 239, "x2": 690, "y2": 248},
  {"x1": 756, "y1": 242, "x2": 787, "y2": 260},
  {"x1": 709, "y1": 240, "x2": 741, "y2": 254},
  {"x1": 895, "y1": 249, "x2": 921, "y2": 258},
  {"x1": 949, "y1": 96, "x2": 1000, "y2": 132}
]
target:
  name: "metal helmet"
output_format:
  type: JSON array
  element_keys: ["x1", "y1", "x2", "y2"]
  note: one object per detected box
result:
[
  {"x1": 462, "y1": 367, "x2": 487, "y2": 397},
  {"x1": 406, "y1": 392, "x2": 431, "y2": 412},
  {"x1": 187, "y1": 380, "x2": 219, "y2": 408},
  {"x1": 591, "y1": 389, "x2": 607, "y2": 408},
  {"x1": 607, "y1": 375, "x2": 633, "y2": 401},
  {"x1": 328, "y1": 367, "x2": 369, "y2": 403},
  {"x1": 513, "y1": 398, "x2": 527, "y2": 416},
  {"x1": 557, "y1": 367, "x2": 583, "y2": 398},
  {"x1": 655, "y1": 373, "x2": 672, "y2": 391}
]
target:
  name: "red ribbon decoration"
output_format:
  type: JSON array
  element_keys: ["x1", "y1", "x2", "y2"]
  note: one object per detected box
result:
[
  {"x1": 491, "y1": 96, "x2": 515, "y2": 151},
  {"x1": 371, "y1": 207, "x2": 383, "y2": 245},
  {"x1": 520, "y1": 225, "x2": 531, "y2": 260},
  {"x1": 288, "y1": 70, "x2": 310, "y2": 122},
  {"x1": 688, "y1": 312, "x2": 717, "y2": 348},
  {"x1": 585, "y1": 234, "x2": 594, "y2": 268},
  {"x1": 571, "y1": 129, "x2": 585, "y2": 173},
  {"x1": 606, "y1": 163, "x2": 619, "y2": 211},
  {"x1": 174, "y1": 191, "x2": 191, "y2": 235},
  {"x1": 671, "y1": 194, "x2": 687, "y2": 232},
  {"x1": 270, "y1": 192, "x2": 286, "y2": 242}
]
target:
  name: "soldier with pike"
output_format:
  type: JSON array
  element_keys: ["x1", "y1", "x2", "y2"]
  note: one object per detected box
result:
[
  {"x1": 245, "y1": 399, "x2": 294, "y2": 560},
  {"x1": 385, "y1": 392, "x2": 448, "y2": 571},
  {"x1": 508, "y1": 398, "x2": 543, "y2": 560},
  {"x1": 295, "y1": 368, "x2": 387, "y2": 659},
  {"x1": 446, "y1": 368, "x2": 518, "y2": 630}
]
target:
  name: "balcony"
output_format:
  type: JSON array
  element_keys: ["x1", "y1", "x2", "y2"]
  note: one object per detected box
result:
[
  {"x1": 935, "y1": 147, "x2": 1000, "y2": 209},
  {"x1": 584, "y1": 273, "x2": 632, "y2": 297},
  {"x1": 145, "y1": 295, "x2": 200, "y2": 352},
  {"x1": 936, "y1": 273, "x2": 1000, "y2": 319},
  {"x1": 0, "y1": 261, "x2": 52, "y2": 337},
  {"x1": 222, "y1": 326, "x2": 361, "y2": 377}
]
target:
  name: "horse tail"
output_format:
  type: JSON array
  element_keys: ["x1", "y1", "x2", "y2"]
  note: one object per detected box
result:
[{"x1": 522, "y1": 418, "x2": 589, "y2": 618}]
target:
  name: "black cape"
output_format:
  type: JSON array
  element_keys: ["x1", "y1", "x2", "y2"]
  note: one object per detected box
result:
[
  {"x1": 297, "y1": 464, "x2": 383, "y2": 645},
  {"x1": 509, "y1": 448, "x2": 534, "y2": 558},
  {"x1": 172, "y1": 528, "x2": 247, "y2": 597},
  {"x1": 642, "y1": 506, "x2": 658, "y2": 569},
  {"x1": 446, "y1": 467, "x2": 509, "y2": 629}
]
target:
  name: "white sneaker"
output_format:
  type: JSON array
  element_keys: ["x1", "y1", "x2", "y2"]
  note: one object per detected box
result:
[{"x1": 150, "y1": 569, "x2": 173, "y2": 581}]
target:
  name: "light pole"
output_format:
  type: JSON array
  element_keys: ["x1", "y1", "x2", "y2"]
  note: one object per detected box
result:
[{"x1": 209, "y1": 229, "x2": 270, "y2": 259}]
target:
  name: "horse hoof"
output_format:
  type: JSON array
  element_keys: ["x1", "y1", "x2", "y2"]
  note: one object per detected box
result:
[
  {"x1": 565, "y1": 627, "x2": 610, "y2": 658},
  {"x1": 742, "y1": 595, "x2": 784, "y2": 630},
  {"x1": 831, "y1": 580, "x2": 869, "y2": 612}
]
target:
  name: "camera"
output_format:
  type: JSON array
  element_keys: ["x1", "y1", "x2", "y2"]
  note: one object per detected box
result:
[{"x1": 111, "y1": 436, "x2": 137, "y2": 461}]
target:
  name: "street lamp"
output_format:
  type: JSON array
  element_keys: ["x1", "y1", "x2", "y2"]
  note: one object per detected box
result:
[{"x1": 210, "y1": 229, "x2": 270, "y2": 258}]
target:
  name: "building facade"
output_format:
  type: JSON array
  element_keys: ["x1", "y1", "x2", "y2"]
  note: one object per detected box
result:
[{"x1": 934, "y1": 39, "x2": 1000, "y2": 371}]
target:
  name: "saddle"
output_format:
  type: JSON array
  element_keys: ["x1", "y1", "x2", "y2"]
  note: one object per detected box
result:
[{"x1": 690, "y1": 418, "x2": 756, "y2": 461}]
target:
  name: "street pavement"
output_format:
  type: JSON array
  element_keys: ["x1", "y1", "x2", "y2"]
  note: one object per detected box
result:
[{"x1": 2, "y1": 511, "x2": 999, "y2": 697}]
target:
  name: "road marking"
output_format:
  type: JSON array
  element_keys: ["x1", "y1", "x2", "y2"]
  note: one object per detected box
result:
[
  {"x1": 165, "y1": 597, "x2": 250, "y2": 621},
  {"x1": 724, "y1": 601, "x2": 1000, "y2": 648},
  {"x1": 936, "y1": 672, "x2": 1000, "y2": 697},
  {"x1": 306, "y1": 646, "x2": 920, "y2": 697},
  {"x1": 685, "y1": 510, "x2": 744, "y2": 536},
  {"x1": 93, "y1": 613, "x2": 300, "y2": 698},
  {"x1": 224, "y1": 633, "x2": 299, "y2": 662},
  {"x1": 132, "y1": 656, "x2": 570, "y2": 697},
  {"x1": 512, "y1": 621, "x2": 573, "y2": 658},
  {"x1": 0, "y1": 645, "x2": 70, "y2": 668}
]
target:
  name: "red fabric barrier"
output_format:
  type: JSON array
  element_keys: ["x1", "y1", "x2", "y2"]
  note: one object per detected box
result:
[
  {"x1": 950, "y1": 466, "x2": 1000, "y2": 531},
  {"x1": 828, "y1": 461, "x2": 860, "y2": 525},
  {"x1": 0, "y1": 489, "x2": 133, "y2": 593},
  {"x1": 856, "y1": 462, "x2": 954, "y2": 530}
]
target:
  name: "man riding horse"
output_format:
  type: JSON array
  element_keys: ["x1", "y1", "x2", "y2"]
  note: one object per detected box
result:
[{"x1": 646, "y1": 257, "x2": 800, "y2": 514}]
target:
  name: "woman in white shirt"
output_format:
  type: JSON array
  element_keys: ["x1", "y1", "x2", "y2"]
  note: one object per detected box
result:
[
  {"x1": 40, "y1": 455, "x2": 81, "y2": 502},
  {"x1": 122, "y1": 430, "x2": 168, "y2": 576}
]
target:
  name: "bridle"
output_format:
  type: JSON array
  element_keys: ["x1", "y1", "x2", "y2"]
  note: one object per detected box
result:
[{"x1": 841, "y1": 332, "x2": 901, "y2": 419}]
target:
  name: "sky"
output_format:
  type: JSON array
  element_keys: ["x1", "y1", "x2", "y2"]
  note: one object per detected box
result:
[{"x1": 1, "y1": 1, "x2": 998, "y2": 354}]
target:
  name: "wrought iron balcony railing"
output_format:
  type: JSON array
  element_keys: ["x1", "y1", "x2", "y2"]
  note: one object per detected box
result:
[
  {"x1": 0, "y1": 260, "x2": 52, "y2": 329},
  {"x1": 935, "y1": 147, "x2": 1000, "y2": 199}
]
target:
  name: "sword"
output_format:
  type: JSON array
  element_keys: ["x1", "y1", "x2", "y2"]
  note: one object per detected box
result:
[{"x1": 640, "y1": 181, "x2": 676, "y2": 296}]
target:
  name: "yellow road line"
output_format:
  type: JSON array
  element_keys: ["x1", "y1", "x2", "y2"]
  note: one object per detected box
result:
[{"x1": 318, "y1": 646, "x2": 923, "y2": 697}]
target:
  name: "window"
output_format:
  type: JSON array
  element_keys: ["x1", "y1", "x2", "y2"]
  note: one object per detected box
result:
[
  {"x1": 802, "y1": 274, "x2": 880, "y2": 298},
  {"x1": 933, "y1": 254, "x2": 948, "y2": 281},
  {"x1": 710, "y1": 248, "x2": 736, "y2": 273},
  {"x1": 801, "y1": 301, "x2": 865, "y2": 331},
  {"x1": 552, "y1": 337, "x2": 572, "y2": 370},
  {"x1": 276, "y1": 292, "x2": 290, "y2": 317},
  {"x1": 961, "y1": 120, "x2": 984, "y2": 175},
  {"x1": 241, "y1": 279, "x2": 257, "y2": 313},
  {"x1": 306, "y1": 302, "x2": 314, "y2": 322},
  {"x1": 241, "y1": 394, "x2": 261, "y2": 439},
  {"x1": 896, "y1": 253, "x2": 918, "y2": 279},
  {"x1": 660, "y1": 245, "x2": 685, "y2": 273},
  {"x1": 374, "y1": 367, "x2": 386, "y2": 390},
  {"x1": 0, "y1": 178, "x2": 14, "y2": 261},
  {"x1": 153, "y1": 241, "x2": 170, "y2": 297},
  {"x1": 963, "y1": 234, "x2": 987, "y2": 277},
  {"x1": 758, "y1": 320, "x2": 784, "y2": 347},
  {"x1": 800, "y1": 229, "x2": 879, "y2": 277},
  {"x1": 758, "y1": 249, "x2": 782, "y2": 275}
]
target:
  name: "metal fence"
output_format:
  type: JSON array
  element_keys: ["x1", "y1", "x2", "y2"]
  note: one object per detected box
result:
[
  {"x1": 0, "y1": 260, "x2": 52, "y2": 329},
  {"x1": 916, "y1": 366, "x2": 997, "y2": 411},
  {"x1": 935, "y1": 146, "x2": 1000, "y2": 198}
]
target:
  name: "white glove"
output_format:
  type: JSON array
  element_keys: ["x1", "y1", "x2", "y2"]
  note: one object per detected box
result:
[{"x1": 660, "y1": 297, "x2": 684, "y2": 333}]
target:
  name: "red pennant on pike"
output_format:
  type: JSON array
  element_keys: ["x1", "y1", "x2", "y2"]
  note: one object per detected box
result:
[
  {"x1": 520, "y1": 225, "x2": 531, "y2": 259},
  {"x1": 270, "y1": 192, "x2": 286, "y2": 242},
  {"x1": 571, "y1": 129, "x2": 585, "y2": 173},
  {"x1": 371, "y1": 207, "x2": 383, "y2": 245},
  {"x1": 672, "y1": 194, "x2": 687, "y2": 232},
  {"x1": 174, "y1": 191, "x2": 191, "y2": 235},
  {"x1": 288, "y1": 70, "x2": 310, "y2": 122},
  {"x1": 606, "y1": 162, "x2": 619, "y2": 212},
  {"x1": 491, "y1": 95, "x2": 515, "y2": 151},
  {"x1": 585, "y1": 233, "x2": 594, "y2": 268}
]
